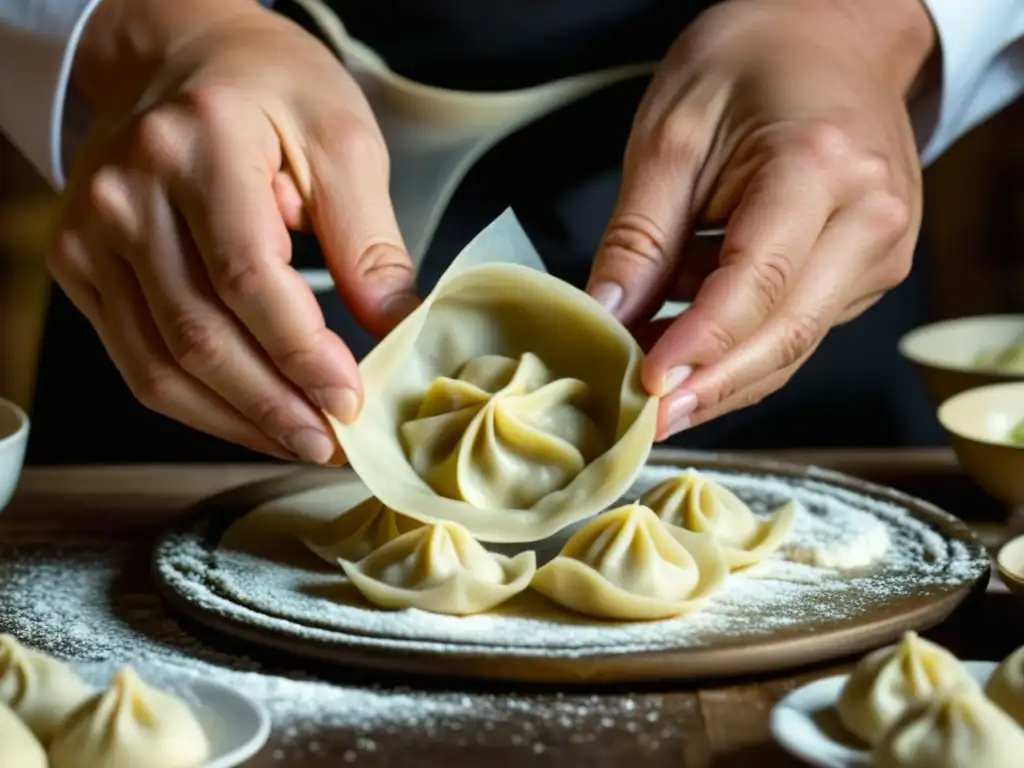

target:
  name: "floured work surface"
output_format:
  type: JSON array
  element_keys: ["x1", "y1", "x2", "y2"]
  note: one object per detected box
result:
[{"x1": 152, "y1": 453, "x2": 990, "y2": 684}]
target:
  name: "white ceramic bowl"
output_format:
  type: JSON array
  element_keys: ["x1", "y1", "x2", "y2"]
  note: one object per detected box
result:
[
  {"x1": 898, "y1": 315, "x2": 1024, "y2": 405},
  {"x1": 0, "y1": 396, "x2": 29, "y2": 512}
]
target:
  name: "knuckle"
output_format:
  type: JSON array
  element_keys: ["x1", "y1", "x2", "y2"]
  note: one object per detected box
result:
[
  {"x1": 880, "y1": 249, "x2": 914, "y2": 289},
  {"x1": 238, "y1": 395, "x2": 291, "y2": 437},
  {"x1": 316, "y1": 116, "x2": 389, "y2": 171},
  {"x1": 353, "y1": 241, "x2": 414, "y2": 283},
  {"x1": 179, "y1": 85, "x2": 237, "y2": 125},
  {"x1": 748, "y1": 252, "x2": 791, "y2": 312},
  {"x1": 209, "y1": 256, "x2": 268, "y2": 305},
  {"x1": 129, "y1": 363, "x2": 180, "y2": 414},
  {"x1": 861, "y1": 190, "x2": 912, "y2": 241},
  {"x1": 86, "y1": 167, "x2": 127, "y2": 225},
  {"x1": 600, "y1": 213, "x2": 671, "y2": 272},
  {"x1": 799, "y1": 121, "x2": 852, "y2": 168},
  {"x1": 644, "y1": 111, "x2": 704, "y2": 167},
  {"x1": 47, "y1": 231, "x2": 84, "y2": 279},
  {"x1": 700, "y1": 315, "x2": 739, "y2": 358},
  {"x1": 775, "y1": 312, "x2": 821, "y2": 370},
  {"x1": 163, "y1": 308, "x2": 229, "y2": 376},
  {"x1": 854, "y1": 153, "x2": 891, "y2": 187},
  {"x1": 133, "y1": 109, "x2": 184, "y2": 167}
]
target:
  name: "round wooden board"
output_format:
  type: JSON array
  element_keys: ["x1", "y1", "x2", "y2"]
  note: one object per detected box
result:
[{"x1": 152, "y1": 450, "x2": 990, "y2": 685}]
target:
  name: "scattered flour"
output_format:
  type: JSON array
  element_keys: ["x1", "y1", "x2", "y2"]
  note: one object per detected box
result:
[{"x1": 155, "y1": 464, "x2": 987, "y2": 657}]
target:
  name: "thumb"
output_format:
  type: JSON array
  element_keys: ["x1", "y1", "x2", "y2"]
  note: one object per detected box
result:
[{"x1": 309, "y1": 121, "x2": 419, "y2": 338}]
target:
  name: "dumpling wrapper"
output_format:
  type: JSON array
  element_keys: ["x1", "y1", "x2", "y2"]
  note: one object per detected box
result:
[
  {"x1": 339, "y1": 520, "x2": 536, "y2": 616},
  {"x1": 0, "y1": 699, "x2": 47, "y2": 768},
  {"x1": 49, "y1": 667, "x2": 210, "y2": 768},
  {"x1": 640, "y1": 469, "x2": 795, "y2": 570},
  {"x1": 873, "y1": 682, "x2": 1024, "y2": 768},
  {"x1": 327, "y1": 209, "x2": 658, "y2": 543},
  {"x1": 985, "y1": 644, "x2": 1024, "y2": 726},
  {"x1": 302, "y1": 494, "x2": 423, "y2": 564},
  {"x1": 0, "y1": 633, "x2": 91, "y2": 743},
  {"x1": 531, "y1": 503, "x2": 729, "y2": 621},
  {"x1": 836, "y1": 631, "x2": 977, "y2": 746}
]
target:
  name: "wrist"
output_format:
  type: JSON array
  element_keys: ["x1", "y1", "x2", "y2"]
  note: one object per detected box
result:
[{"x1": 71, "y1": 0, "x2": 263, "y2": 113}]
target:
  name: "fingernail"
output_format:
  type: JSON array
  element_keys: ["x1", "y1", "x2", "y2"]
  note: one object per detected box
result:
[
  {"x1": 661, "y1": 365, "x2": 693, "y2": 396},
  {"x1": 282, "y1": 428, "x2": 336, "y2": 465},
  {"x1": 310, "y1": 386, "x2": 361, "y2": 425},
  {"x1": 381, "y1": 292, "x2": 420, "y2": 324},
  {"x1": 665, "y1": 389, "x2": 698, "y2": 435},
  {"x1": 589, "y1": 282, "x2": 623, "y2": 314}
]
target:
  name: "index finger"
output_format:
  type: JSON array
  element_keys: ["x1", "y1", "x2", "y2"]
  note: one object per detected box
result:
[
  {"x1": 171, "y1": 97, "x2": 364, "y2": 425},
  {"x1": 643, "y1": 159, "x2": 834, "y2": 396}
]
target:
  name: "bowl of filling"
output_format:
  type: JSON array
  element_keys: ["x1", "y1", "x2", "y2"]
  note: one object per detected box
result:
[
  {"x1": 938, "y1": 381, "x2": 1024, "y2": 515},
  {"x1": 899, "y1": 314, "x2": 1024, "y2": 406}
]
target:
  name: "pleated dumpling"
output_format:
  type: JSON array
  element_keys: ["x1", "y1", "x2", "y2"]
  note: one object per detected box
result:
[
  {"x1": 640, "y1": 470, "x2": 794, "y2": 570},
  {"x1": 49, "y1": 667, "x2": 210, "y2": 768},
  {"x1": 302, "y1": 495, "x2": 422, "y2": 564},
  {"x1": 531, "y1": 503, "x2": 728, "y2": 621},
  {"x1": 873, "y1": 682, "x2": 1024, "y2": 767},
  {"x1": 0, "y1": 700, "x2": 47, "y2": 768},
  {"x1": 836, "y1": 632, "x2": 976, "y2": 745},
  {"x1": 339, "y1": 521, "x2": 536, "y2": 615},
  {"x1": 985, "y1": 644, "x2": 1024, "y2": 726},
  {"x1": 401, "y1": 352, "x2": 607, "y2": 510},
  {"x1": 328, "y1": 210, "x2": 658, "y2": 544},
  {"x1": 0, "y1": 633, "x2": 91, "y2": 743}
]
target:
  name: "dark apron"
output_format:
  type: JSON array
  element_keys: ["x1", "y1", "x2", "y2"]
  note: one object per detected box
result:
[{"x1": 27, "y1": 0, "x2": 944, "y2": 464}]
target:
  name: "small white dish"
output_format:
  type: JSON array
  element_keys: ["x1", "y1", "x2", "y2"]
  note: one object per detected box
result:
[
  {"x1": 0, "y1": 396, "x2": 28, "y2": 513},
  {"x1": 74, "y1": 662, "x2": 271, "y2": 768},
  {"x1": 770, "y1": 660, "x2": 997, "y2": 768}
]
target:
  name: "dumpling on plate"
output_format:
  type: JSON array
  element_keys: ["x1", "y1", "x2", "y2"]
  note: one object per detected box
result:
[
  {"x1": 985, "y1": 644, "x2": 1024, "y2": 726},
  {"x1": 836, "y1": 631, "x2": 976, "y2": 745},
  {"x1": 339, "y1": 520, "x2": 536, "y2": 615},
  {"x1": 0, "y1": 633, "x2": 91, "y2": 743},
  {"x1": 530, "y1": 502, "x2": 728, "y2": 621},
  {"x1": 0, "y1": 700, "x2": 47, "y2": 767},
  {"x1": 639, "y1": 470, "x2": 795, "y2": 570},
  {"x1": 327, "y1": 210, "x2": 658, "y2": 543},
  {"x1": 302, "y1": 495, "x2": 422, "y2": 564},
  {"x1": 48, "y1": 667, "x2": 210, "y2": 768},
  {"x1": 873, "y1": 681, "x2": 1024, "y2": 767}
]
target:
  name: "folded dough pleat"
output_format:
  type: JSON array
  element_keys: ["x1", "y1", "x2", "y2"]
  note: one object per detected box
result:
[
  {"x1": 531, "y1": 503, "x2": 728, "y2": 621},
  {"x1": 339, "y1": 521, "x2": 536, "y2": 616},
  {"x1": 301, "y1": 496, "x2": 423, "y2": 564},
  {"x1": 985, "y1": 644, "x2": 1024, "y2": 727},
  {"x1": 401, "y1": 352, "x2": 604, "y2": 510},
  {"x1": 640, "y1": 470, "x2": 794, "y2": 570}
]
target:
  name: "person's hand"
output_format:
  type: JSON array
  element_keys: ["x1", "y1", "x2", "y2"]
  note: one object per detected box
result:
[
  {"x1": 49, "y1": 0, "x2": 417, "y2": 463},
  {"x1": 586, "y1": 0, "x2": 936, "y2": 439}
]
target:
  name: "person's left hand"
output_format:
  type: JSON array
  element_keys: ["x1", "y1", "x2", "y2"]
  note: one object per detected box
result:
[{"x1": 586, "y1": 0, "x2": 936, "y2": 440}]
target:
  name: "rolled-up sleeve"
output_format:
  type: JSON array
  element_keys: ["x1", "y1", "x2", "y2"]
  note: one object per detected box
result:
[
  {"x1": 915, "y1": 0, "x2": 1024, "y2": 165},
  {"x1": 0, "y1": 0, "x2": 107, "y2": 188}
]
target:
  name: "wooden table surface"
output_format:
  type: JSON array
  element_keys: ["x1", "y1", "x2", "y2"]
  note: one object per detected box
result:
[{"x1": 3, "y1": 448, "x2": 1021, "y2": 767}]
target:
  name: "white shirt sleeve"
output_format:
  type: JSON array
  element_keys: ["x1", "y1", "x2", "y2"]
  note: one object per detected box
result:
[
  {"x1": 914, "y1": 0, "x2": 1024, "y2": 166},
  {"x1": 0, "y1": 0, "x2": 106, "y2": 188}
]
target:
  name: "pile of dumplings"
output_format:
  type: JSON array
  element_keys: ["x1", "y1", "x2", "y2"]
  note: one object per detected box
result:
[
  {"x1": 301, "y1": 469, "x2": 795, "y2": 620},
  {"x1": 836, "y1": 631, "x2": 1024, "y2": 767},
  {"x1": 0, "y1": 634, "x2": 209, "y2": 768}
]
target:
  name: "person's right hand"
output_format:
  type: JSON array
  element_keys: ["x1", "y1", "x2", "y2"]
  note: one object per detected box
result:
[{"x1": 49, "y1": 0, "x2": 417, "y2": 463}]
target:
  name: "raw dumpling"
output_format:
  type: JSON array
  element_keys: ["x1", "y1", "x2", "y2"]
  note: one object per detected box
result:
[
  {"x1": 0, "y1": 633, "x2": 91, "y2": 743},
  {"x1": 639, "y1": 470, "x2": 795, "y2": 570},
  {"x1": 873, "y1": 682, "x2": 1024, "y2": 767},
  {"x1": 0, "y1": 699, "x2": 47, "y2": 767},
  {"x1": 339, "y1": 520, "x2": 536, "y2": 615},
  {"x1": 837, "y1": 632, "x2": 976, "y2": 745},
  {"x1": 49, "y1": 667, "x2": 210, "y2": 768},
  {"x1": 985, "y1": 644, "x2": 1024, "y2": 726},
  {"x1": 530, "y1": 503, "x2": 728, "y2": 620},
  {"x1": 302, "y1": 495, "x2": 422, "y2": 564},
  {"x1": 401, "y1": 352, "x2": 606, "y2": 509},
  {"x1": 328, "y1": 210, "x2": 658, "y2": 543}
]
